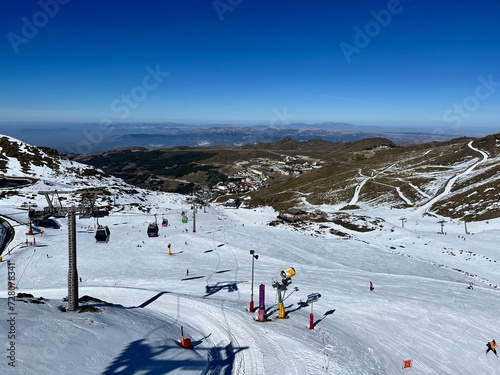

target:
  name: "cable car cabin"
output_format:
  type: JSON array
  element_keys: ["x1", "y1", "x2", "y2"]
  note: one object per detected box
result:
[
  {"x1": 95, "y1": 225, "x2": 110, "y2": 243},
  {"x1": 147, "y1": 223, "x2": 159, "y2": 237},
  {"x1": 162, "y1": 218, "x2": 168, "y2": 227}
]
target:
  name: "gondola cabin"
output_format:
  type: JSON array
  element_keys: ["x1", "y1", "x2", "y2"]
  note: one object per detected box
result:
[
  {"x1": 95, "y1": 225, "x2": 111, "y2": 243},
  {"x1": 147, "y1": 223, "x2": 159, "y2": 237}
]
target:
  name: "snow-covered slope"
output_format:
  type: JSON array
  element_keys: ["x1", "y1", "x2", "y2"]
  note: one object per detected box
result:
[
  {"x1": 0, "y1": 135, "x2": 100, "y2": 181},
  {"x1": 0, "y1": 135, "x2": 187, "y2": 211},
  {"x1": 1, "y1": 191, "x2": 500, "y2": 373}
]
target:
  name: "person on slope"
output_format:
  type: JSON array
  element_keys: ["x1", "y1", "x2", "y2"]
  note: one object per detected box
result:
[
  {"x1": 369, "y1": 281, "x2": 374, "y2": 291},
  {"x1": 486, "y1": 339, "x2": 498, "y2": 356}
]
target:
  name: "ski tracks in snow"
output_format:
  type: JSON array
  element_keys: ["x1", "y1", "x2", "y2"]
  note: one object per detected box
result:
[
  {"x1": 349, "y1": 141, "x2": 489, "y2": 209},
  {"x1": 192, "y1": 300, "x2": 265, "y2": 375},
  {"x1": 349, "y1": 165, "x2": 396, "y2": 206},
  {"x1": 420, "y1": 141, "x2": 488, "y2": 213},
  {"x1": 205, "y1": 224, "x2": 242, "y2": 302}
]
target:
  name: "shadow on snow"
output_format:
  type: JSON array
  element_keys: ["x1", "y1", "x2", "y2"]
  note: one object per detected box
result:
[
  {"x1": 204, "y1": 281, "x2": 243, "y2": 297},
  {"x1": 182, "y1": 276, "x2": 205, "y2": 281},
  {"x1": 313, "y1": 309, "x2": 336, "y2": 328},
  {"x1": 102, "y1": 338, "x2": 248, "y2": 375}
]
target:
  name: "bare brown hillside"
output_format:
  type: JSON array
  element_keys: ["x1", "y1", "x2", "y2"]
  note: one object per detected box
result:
[{"x1": 72, "y1": 134, "x2": 500, "y2": 221}]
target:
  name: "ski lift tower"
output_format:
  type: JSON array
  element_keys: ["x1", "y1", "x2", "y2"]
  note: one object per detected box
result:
[
  {"x1": 37, "y1": 188, "x2": 106, "y2": 311},
  {"x1": 67, "y1": 208, "x2": 78, "y2": 311},
  {"x1": 192, "y1": 204, "x2": 197, "y2": 233},
  {"x1": 462, "y1": 218, "x2": 469, "y2": 235},
  {"x1": 437, "y1": 219, "x2": 446, "y2": 234},
  {"x1": 400, "y1": 217, "x2": 407, "y2": 228}
]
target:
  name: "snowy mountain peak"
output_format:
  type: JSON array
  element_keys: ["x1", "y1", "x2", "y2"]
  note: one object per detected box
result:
[
  {"x1": 0, "y1": 135, "x2": 102, "y2": 181},
  {"x1": 0, "y1": 134, "x2": 187, "y2": 212}
]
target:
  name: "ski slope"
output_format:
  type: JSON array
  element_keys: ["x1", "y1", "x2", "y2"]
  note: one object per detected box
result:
[
  {"x1": 420, "y1": 141, "x2": 489, "y2": 213},
  {"x1": 1, "y1": 196, "x2": 500, "y2": 374}
]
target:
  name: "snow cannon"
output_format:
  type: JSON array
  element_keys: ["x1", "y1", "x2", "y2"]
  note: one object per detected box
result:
[{"x1": 281, "y1": 267, "x2": 296, "y2": 280}]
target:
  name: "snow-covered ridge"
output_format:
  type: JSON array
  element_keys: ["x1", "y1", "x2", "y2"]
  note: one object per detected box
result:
[
  {"x1": 0, "y1": 134, "x2": 186, "y2": 211},
  {"x1": 0, "y1": 135, "x2": 101, "y2": 181}
]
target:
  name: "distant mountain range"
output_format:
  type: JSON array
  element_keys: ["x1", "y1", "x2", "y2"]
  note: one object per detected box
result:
[{"x1": 0, "y1": 121, "x2": 495, "y2": 154}]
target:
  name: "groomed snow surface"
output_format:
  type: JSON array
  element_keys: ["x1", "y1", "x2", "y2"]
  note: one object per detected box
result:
[{"x1": 1, "y1": 199, "x2": 500, "y2": 374}]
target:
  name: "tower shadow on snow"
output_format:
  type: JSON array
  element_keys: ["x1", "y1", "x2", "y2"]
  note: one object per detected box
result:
[
  {"x1": 215, "y1": 269, "x2": 231, "y2": 274},
  {"x1": 102, "y1": 338, "x2": 248, "y2": 375},
  {"x1": 204, "y1": 281, "x2": 242, "y2": 297},
  {"x1": 181, "y1": 276, "x2": 204, "y2": 281},
  {"x1": 123, "y1": 291, "x2": 171, "y2": 309}
]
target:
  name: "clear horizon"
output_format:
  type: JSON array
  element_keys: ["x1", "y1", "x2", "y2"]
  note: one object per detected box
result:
[{"x1": 1, "y1": 1, "x2": 499, "y2": 130}]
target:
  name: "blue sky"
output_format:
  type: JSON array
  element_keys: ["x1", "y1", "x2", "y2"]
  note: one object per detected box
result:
[{"x1": 1, "y1": 0, "x2": 499, "y2": 130}]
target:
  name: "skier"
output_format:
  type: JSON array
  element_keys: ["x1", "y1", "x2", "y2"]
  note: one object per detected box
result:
[
  {"x1": 486, "y1": 340, "x2": 498, "y2": 356},
  {"x1": 186, "y1": 269, "x2": 189, "y2": 276},
  {"x1": 167, "y1": 243, "x2": 172, "y2": 255},
  {"x1": 369, "y1": 281, "x2": 374, "y2": 291}
]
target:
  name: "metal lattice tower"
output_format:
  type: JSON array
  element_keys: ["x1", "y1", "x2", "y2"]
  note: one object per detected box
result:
[
  {"x1": 67, "y1": 210, "x2": 79, "y2": 311},
  {"x1": 33, "y1": 188, "x2": 106, "y2": 312},
  {"x1": 438, "y1": 219, "x2": 446, "y2": 234}
]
